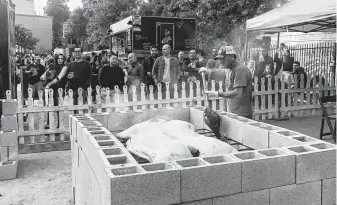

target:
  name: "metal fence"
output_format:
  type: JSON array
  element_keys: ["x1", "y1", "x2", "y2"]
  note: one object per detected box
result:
[{"x1": 249, "y1": 41, "x2": 336, "y2": 76}]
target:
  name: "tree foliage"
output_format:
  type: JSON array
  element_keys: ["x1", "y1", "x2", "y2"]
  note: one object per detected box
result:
[
  {"x1": 15, "y1": 25, "x2": 39, "y2": 50},
  {"x1": 66, "y1": 8, "x2": 88, "y2": 47},
  {"x1": 83, "y1": 0, "x2": 139, "y2": 51},
  {"x1": 44, "y1": 0, "x2": 70, "y2": 48},
  {"x1": 80, "y1": 0, "x2": 289, "y2": 52}
]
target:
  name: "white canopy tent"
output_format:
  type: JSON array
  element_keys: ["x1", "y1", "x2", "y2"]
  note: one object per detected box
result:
[{"x1": 246, "y1": 0, "x2": 336, "y2": 33}]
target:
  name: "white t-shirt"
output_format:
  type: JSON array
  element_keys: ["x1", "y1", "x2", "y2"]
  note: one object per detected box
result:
[{"x1": 162, "y1": 56, "x2": 171, "y2": 83}]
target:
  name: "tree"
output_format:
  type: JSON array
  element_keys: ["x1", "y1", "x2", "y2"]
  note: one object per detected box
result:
[
  {"x1": 66, "y1": 8, "x2": 88, "y2": 47},
  {"x1": 44, "y1": 0, "x2": 70, "y2": 49},
  {"x1": 15, "y1": 25, "x2": 39, "y2": 50},
  {"x1": 82, "y1": 0, "x2": 139, "y2": 51}
]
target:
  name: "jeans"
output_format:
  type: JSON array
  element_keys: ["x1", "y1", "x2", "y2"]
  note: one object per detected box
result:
[{"x1": 28, "y1": 81, "x2": 43, "y2": 99}]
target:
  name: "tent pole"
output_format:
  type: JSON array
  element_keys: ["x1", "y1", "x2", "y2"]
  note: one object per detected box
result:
[
  {"x1": 276, "y1": 32, "x2": 280, "y2": 49},
  {"x1": 244, "y1": 31, "x2": 249, "y2": 63}
]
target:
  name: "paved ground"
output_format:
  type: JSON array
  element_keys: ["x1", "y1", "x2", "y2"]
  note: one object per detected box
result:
[
  {"x1": 264, "y1": 115, "x2": 335, "y2": 144},
  {"x1": 0, "y1": 115, "x2": 335, "y2": 205},
  {"x1": 0, "y1": 151, "x2": 72, "y2": 205}
]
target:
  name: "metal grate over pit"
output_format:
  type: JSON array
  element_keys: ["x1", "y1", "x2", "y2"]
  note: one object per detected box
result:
[{"x1": 195, "y1": 128, "x2": 254, "y2": 152}]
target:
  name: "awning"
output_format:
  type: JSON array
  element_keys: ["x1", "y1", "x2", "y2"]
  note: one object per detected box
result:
[
  {"x1": 110, "y1": 16, "x2": 133, "y2": 36},
  {"x1": 246, "y1": 0, "x2": 336, "y2": 33}
]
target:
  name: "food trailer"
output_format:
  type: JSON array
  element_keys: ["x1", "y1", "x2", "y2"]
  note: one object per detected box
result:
[{"x1": 109, "y1": 15, "x2": 197, "y2": 59}]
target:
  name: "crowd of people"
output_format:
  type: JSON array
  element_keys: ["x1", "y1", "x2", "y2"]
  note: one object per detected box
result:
[{"x1": 13, "y1": 42, "x2": 336, "y2": 120}]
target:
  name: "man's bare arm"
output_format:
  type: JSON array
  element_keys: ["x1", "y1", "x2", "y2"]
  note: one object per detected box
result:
[{"x1": 219, "y1": 87, "x2": 244, "y2": 99}]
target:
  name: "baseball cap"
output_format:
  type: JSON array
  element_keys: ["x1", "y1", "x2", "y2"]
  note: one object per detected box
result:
[
  {"x1": 215, "y1": 46, "x2": 236, "y2": 59},
  {"x1": 74, "y1": 48, "x2": 82, "y2": 52}
]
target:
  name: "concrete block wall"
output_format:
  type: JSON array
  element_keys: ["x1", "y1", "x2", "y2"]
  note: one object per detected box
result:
[
  {"x1": 71, "y1": 106, "x2": 336, "y2": 205},
  {"x1": 0, "y1": 100, "x2": 19, "y2": 180}
]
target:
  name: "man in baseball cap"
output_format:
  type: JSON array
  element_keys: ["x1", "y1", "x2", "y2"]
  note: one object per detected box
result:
[
  {"x1": 214, "y1": 46, "x2": 236, "y2": 59},
  {"x1": 199, "y1": 45, "x2": 253, "y2": 119}
]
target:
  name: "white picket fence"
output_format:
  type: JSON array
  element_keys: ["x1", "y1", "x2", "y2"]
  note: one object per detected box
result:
[
  {"x1": 252, "y1": 73, "x2": 336, "y2": 120},
  {"x1": 7, "y1": 74, "x2": 336, "y2": 153}
]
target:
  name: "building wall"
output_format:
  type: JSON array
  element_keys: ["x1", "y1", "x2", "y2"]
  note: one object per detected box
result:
[
  {"x1": 11, "y1": 0, "x2": 34, "y2": 15},
  {"x1": 15, "y1": 14, "x2": 53, "y2": 54}
]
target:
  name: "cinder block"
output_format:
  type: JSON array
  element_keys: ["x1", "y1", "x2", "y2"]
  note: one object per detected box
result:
[
  {"x1": 269, "y1": 130, "x2": 304, "y2": 148},
  {"x1": 85, "y1": 135, "x2": 127, "y2": 188},
  {"x1": 75, "y1": 147, "x2": 86, "y2": 205},
  {"x1": 72, "y1": 141, "x2": 79, "y2": 198},
  {"x1": 220, "y1": 113, "x2": 242, "y2": 142},
  {"x1": 291, "y1": 135, "x2": 319, "y2": 144},
  {"x1": 86, "y1": 159, "x2": 102, "y2": 205},
  {"x1": 173, "y1": 107, "x2": 190, "y2": 122},
  {"x1": 1, "y1": 100, "x2": 18, "y2": 116},
  {"x1": 107, "y1": 163, "x2": 181, "y2": 205},
  {"x1": 175, "y1": 157, "x2": 241, "y2": 202},
  {"x1": 90, "y1": 112, "x2": 109, "y2": 128},
  {"x1": 108, "y1": 111, "x2": 143, "y2": 132},
  {"x1": 189, "y1": 107, "x2": 205, "y2": 129},
  {"x1": 178, "y1": 199, "x2": 212, "y2": 205},
  {"x1": 270, "y1": 181, "x2": 321, "y2": 205},
  {"x1": 233, "y1": 148, "x2": 296, "y2": 192},
  {"x1": 0, "y1": 160, "x2": 18, "y2": 180},
  {"x1": 1, "y1": 115, "x2": 17, "y2": 132},
  {"x1": 142, "y1": 107, "x2": 175, "y2": 121},
  {"x1": 213, "y1": 189, "x2": 270, "y2": 205},
  {"x1": 99, "y1": 151, "x2": 138, "y2": 169},
  {"x1": 70, "y1": 115, "x2": 93, "y2": 139},
  {"x1": 241, "y1": 122, "x2": 270, "y2": 149},
  {"x1": 78, "y1": 124, "x2": 105, "y2": 150},
  {"x1": 322, "y1": 178, "x2": 336, "y2": 205},
  {"x1": 8, "y1": 146, "x2": 18, "y2": 161},
  {"x1": 0, "y1": 147, "x2": 7, "y2": 162},
  {"x1": 286, "y1": 144, "x2": 336, "y2": 184},
  {"x1": 0, "y1": 131, "x2": 17, "y2": 147}
]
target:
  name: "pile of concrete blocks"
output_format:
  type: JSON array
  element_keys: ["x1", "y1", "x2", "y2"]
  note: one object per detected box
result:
[
  {"x1": 0, "y1": 100, "x2": 19, "y2": 180},
  {"x1": 70, "y1": 106, "x2": 336, "y2": 205}
]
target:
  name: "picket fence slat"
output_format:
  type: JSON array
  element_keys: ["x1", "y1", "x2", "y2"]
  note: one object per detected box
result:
[{"x1": 38, "y1": 91, "x2": 45, "y2": 143}]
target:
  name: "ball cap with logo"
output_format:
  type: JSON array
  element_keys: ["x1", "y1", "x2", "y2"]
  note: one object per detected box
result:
[{"x1": 215, "y1": 46, "x2": 236, "y2": 59}]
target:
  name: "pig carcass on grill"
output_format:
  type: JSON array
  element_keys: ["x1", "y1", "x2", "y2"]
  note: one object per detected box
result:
[{"x1": 116, "y1": 119, "x2": 238, "y2": 163}]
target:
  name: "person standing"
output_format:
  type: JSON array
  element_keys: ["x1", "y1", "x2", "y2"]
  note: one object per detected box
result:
[
  {"x1": 177, "y1": 51, "x2": 186, "y2": 94},
  {"x1": 206, "y1": 48, "x2": 220, "y2": 70},
  {"x1": 142, "y1": 46, "x2": 159, "y2": 94},
  {"x1": 50, "y1": 48, "x2": 91, "y2": 104},
  {"x1": 292, "y1": 61, "x2": 307, "y2": 88},
  {"x1": 183, "y1": 49, "x2": 200, "y2": 83},
  {"x1": 126, "y1": 53, "x2": 144, "y2": 99},
  {"x1": 25, "y1": 57, "x2": 45, "y2": 98},
  {"x1": 44, "y1": 54, "x2": 67, "y2": 91},
  {"x1": 66, "y1": 48, "x2": 91, "y2": 93},
  {"x1": 152, "y1": 44, "x2": 181, "y2": 98},
  {"x1": 197, "y1": 49, "x2": 208, "y2": 67},
  {"x1": 200, "y1": 46, "x2": 253, "y2": 119},
  {"x1": 255, "y1": 46, "x2": 274, "y2": 80},
  {"x1": 98, "y1": 54, "x2": 125, "y2": 91}
]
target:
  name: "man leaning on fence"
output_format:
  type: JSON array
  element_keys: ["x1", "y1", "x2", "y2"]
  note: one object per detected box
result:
[{"x1": 200, "y1": 46, "x2": 253, "y2": 119}]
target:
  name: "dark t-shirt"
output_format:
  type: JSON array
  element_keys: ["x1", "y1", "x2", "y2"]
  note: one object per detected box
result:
[
  {"x1": 225, "y1": 63, "x2": 253, "y2": 117},
  {"x1": 66, "y1": 61, "x2": 92, "y2": 91},
  {"x1": 26, "y1": 64, "x2": 45, "y2": 85},
  {"x1": 98, "y1": 65, "x2": 125, "y2": 90}
]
